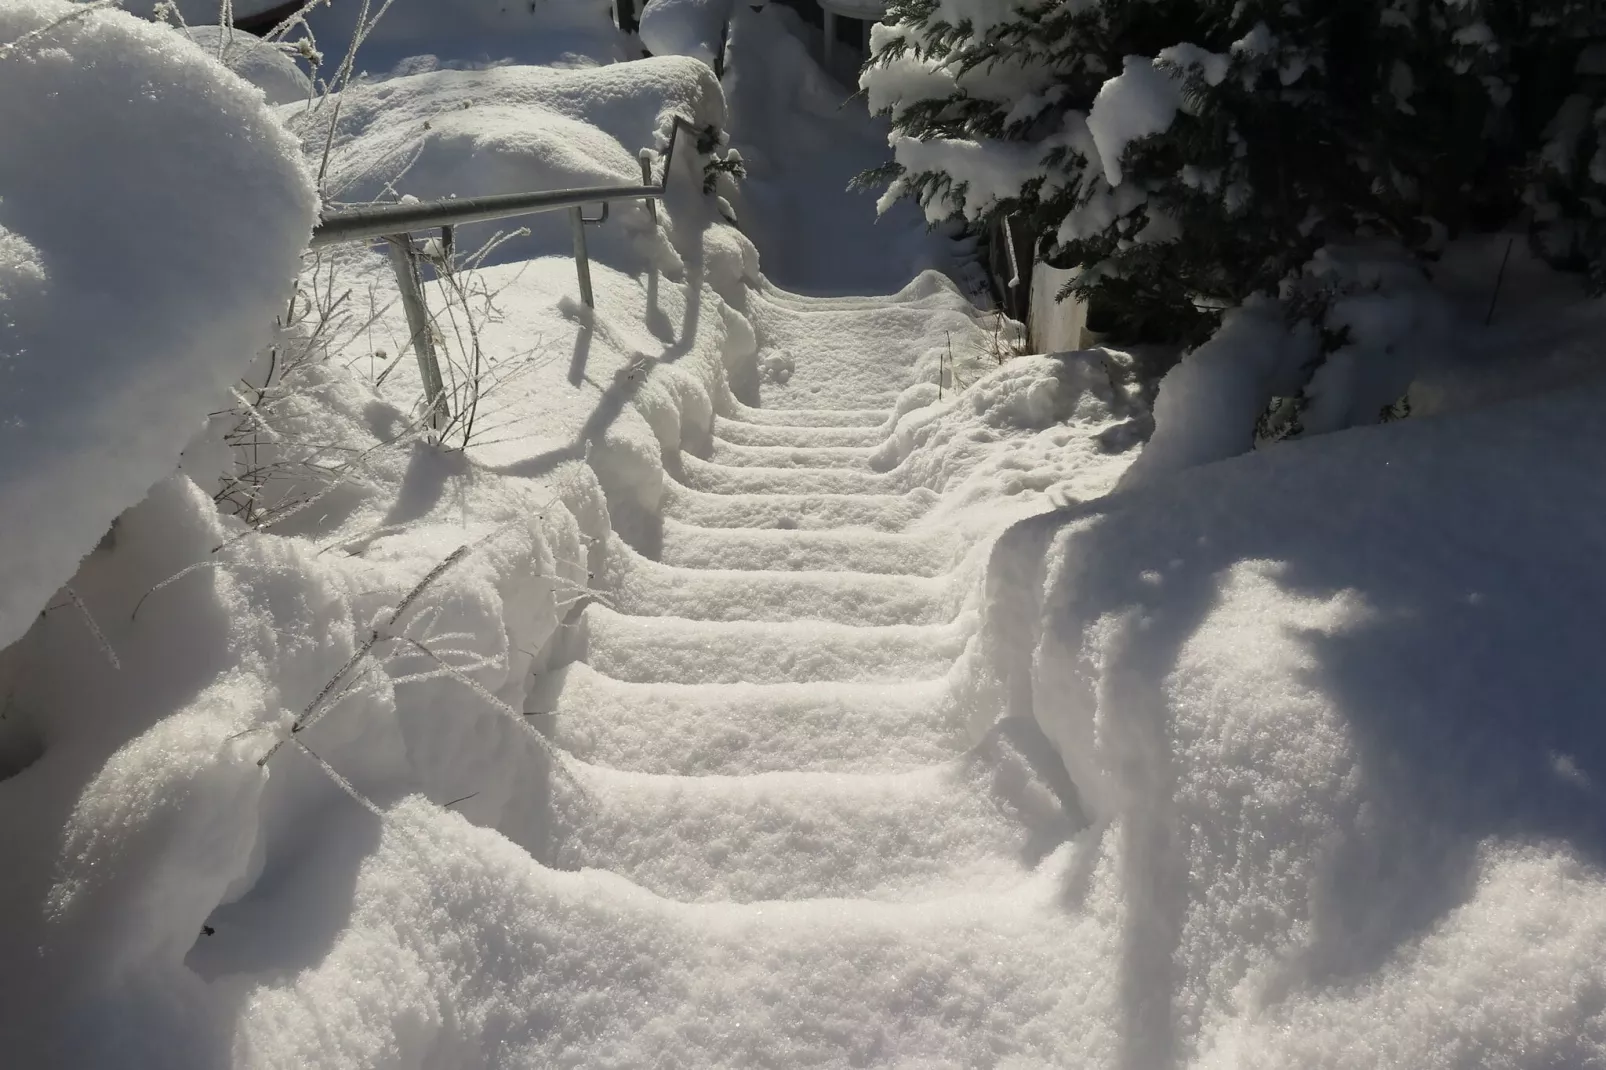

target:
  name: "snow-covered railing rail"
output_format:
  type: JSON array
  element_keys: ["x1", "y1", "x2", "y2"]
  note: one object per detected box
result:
[
  {"x1": 1000, "y1": 214, "x2": 1022, "y2": 294},
  {"x1": 310, "y1": 116, "x2": 701, "y2": 431}
]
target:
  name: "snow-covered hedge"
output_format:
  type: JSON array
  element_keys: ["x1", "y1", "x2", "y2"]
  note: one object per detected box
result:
[{"x1": 0, "y1": 0, "x2": 316, "y2": 653}]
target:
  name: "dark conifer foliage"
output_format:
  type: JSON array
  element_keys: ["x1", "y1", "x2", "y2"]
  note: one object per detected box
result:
[{"x1": 863, "y1": 0, "x2": 1606, "y2": 343}]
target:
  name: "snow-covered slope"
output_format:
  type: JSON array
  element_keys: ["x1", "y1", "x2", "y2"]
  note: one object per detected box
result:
[{"x1": 977, "y1": 382, "x2": 1606, "y2": 1067}]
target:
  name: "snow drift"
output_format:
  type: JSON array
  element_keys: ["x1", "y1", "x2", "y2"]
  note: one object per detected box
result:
[
  {"x1": 171, "y1": 24, "x2": 313, "y2": 105},
  {"x1": 973, "y1": 378, "x2": 1606, "y2": 1066},
  {"x1": 0, "y1": 0, "x2": 316, "y2": 652}
]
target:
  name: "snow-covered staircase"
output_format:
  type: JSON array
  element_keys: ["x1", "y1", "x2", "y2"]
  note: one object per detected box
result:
[{"x1": 533, "y1": 287, "x2": 1107, "y2": 1058}]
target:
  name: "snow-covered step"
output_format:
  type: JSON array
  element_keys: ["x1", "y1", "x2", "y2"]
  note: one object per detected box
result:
[
  {"x1": 721, "y1": 403, "x2": 888, "y2": 428},
  {"x1": 710, "y1": 420, "x2": 887, "y2": 448},
  {"x1": 604, "y1": 540, "x2": 952, "y2": 626},
  {"x1": 662, "y1": 483, "x2": 936, "y2": 532},
  {"x1": 707, "y1": 440, "x2": 880, "y2": 470},
  {"x1": 550, "y1": 747, "x2": 1081, "y2": 903},
  {"x1": 659, "y1": 518, "x2": 957, "y2": 576},
  {"x1": 363, "y1": 815, "x2": 1114, "y2": 1068},
  {"x1": 677, "y1": 455, "x2": 892, "y2": 496},
  {"x1": 545, "y1": 664, "x2": 963, "y2": 775},
  {"x1": 746, "y1": 294, "x2": 983, "y2": 407},
  {"x1": 758, "y1": 271, "x2": 980, "y2": 312},
  {"x1": 582, "y1": 604, "x2": 968, "y2": 685}
]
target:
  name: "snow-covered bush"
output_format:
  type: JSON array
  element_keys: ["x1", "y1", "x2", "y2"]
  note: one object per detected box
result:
[
  {"x1": 863, "y1": 1, "x2": 1535, "y2": 341},
  {"x1": 0, "y1": 0, "x2": 316, "y2": 653},
  {"x1": 862, "y1": 0, "x2": 1606, "y2": 476}
]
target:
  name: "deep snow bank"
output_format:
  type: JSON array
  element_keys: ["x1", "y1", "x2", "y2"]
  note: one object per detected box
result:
[
  {"x1": 0, "y1": 0, "x2": 315, "y2": 652},
  {"x1": 973, "y1": 382, "x2": 1606, "y2": 1065}
]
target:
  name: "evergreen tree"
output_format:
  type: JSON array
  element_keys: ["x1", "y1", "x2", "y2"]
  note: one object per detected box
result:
[{"x1": 862, "y1": 0, "x2": 1605, "y2": 344}]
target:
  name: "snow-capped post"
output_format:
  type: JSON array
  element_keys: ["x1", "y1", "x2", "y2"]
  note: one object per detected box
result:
[{"x1": 384, "y1": 234, "x2": 449, "y2": 432}]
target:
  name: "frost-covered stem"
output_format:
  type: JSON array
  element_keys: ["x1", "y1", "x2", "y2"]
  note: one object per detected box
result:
[
  {"x1": 295, "y1": 738, "x2": 383, "y2": 815},
  {"x1": 61, "y1": 585, "x2": 119, "y2": 670},
  {"x1": 258, "y1": 543, "x2": 472, "y2": 766},
  {"x1": 312, "y1": 0, "x2": 401, "y2": 188}
]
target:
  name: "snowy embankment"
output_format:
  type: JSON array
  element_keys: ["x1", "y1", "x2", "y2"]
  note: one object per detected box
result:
[
  {"x1": 5, "y1": 1, "x2": 1606, "y2": 1067},
  {"x1": 973, "y1": 380, "x2": 1606, "y2": 1065},
  {"x1": 0, "y1": 0, "x2": 316, "y2": 655}
]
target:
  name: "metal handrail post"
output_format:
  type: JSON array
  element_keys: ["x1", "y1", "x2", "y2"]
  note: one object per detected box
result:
[
  {"x1": 1001, "y1": 214, "x2": 1022, "y2": 293},
  {"x1": 640, "y1": 149, "x2": 658, "y2": 222},
  {"x1": 569, "y1": 207, "x2": 595, "y2": 309},
  {"x1": 385, "y1": 234, "x2": 449, "y2": 431}
]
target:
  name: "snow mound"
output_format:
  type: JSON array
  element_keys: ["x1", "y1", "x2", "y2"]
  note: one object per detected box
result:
[
  {"x1": 173, "y1": 25, "x2": 312, "y2": 106},
  {"x1": 0, "y1": 0, "x2": 316, "y2": 653},
  {"x1": 303, "y1": 0, "x2": 629, "y2": 74},
  {"x1": 299, "y1": 57, "x2": 726, "y2": 269},
  {"x1": 640, "y1": 0, "x2": 735, "y2": 68},
  {"x1": 883, "y1": 352, "x2": 1146, "y2": 528},
  {"x1": 976, "y1": 381, "x2": 1606, "y2": 1066},
  {"x1": 1124, "y1": 243, "x2": 1453, "y2": 487}
]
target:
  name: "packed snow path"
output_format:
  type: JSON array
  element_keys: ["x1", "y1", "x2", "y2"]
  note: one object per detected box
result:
[{"x1": 531, "y1": 285, "x2": 1105, "y2": 1062}]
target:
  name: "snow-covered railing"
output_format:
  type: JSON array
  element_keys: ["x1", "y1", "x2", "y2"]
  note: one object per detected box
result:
[
  {"x1": 1000, "y1": 214, "x2": 1022, "y2": 293},
  {"x1": 310, "y1": 116, "x2": 701, "y2": 430}
]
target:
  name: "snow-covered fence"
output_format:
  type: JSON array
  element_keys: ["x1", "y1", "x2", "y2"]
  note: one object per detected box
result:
[{"x1": 310, "y1": 116, "x2": 705, "y2": 430}]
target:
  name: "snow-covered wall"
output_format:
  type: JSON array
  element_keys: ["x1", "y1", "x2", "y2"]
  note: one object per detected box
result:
[{"x1": 0, "y1": 0, "x2": 316, "y2": 653}]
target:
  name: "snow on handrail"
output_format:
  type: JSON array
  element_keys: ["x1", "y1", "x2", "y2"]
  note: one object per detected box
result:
[{"x1": 1001, "y1": 214, "x2": 1021, "y2": 292}]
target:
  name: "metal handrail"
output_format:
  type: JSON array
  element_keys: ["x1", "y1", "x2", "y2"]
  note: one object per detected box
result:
[
  {"x1": 310, "y1": 115, "x2": 700, "y2": 248},
  {"x1": 308, "y1": 116, "x2": 704, "y2": 434},
  {"x1": 310, "y1": 184, "x2": 661, "y2": 248}
]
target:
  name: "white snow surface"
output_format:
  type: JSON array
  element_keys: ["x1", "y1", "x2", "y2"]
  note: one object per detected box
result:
[
  {"x1": 302, "y1": 0, "x2": 631, "y2": 74},
  {"x1": 172, "y1": 24, "x2": 313, "y2": 106},
  {"x1": 1087, "y1": 54, "x2": 1189, "y2": 187},
  {"x1": 6, "y1": 5, "x2": 1606, "y2": 1068},
  {"x1": 639, "y1": 0, "x2": 734, "y2": 69},
  {"x1": 979, "y1": 381, "x2": 1606, "y2": 1068},
  {"x1": 0, "y1": 0, "x2": 316, "y2": 653},
  {"x1": 725, "y1": 5, "x2": 964, "y2": 295}
]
